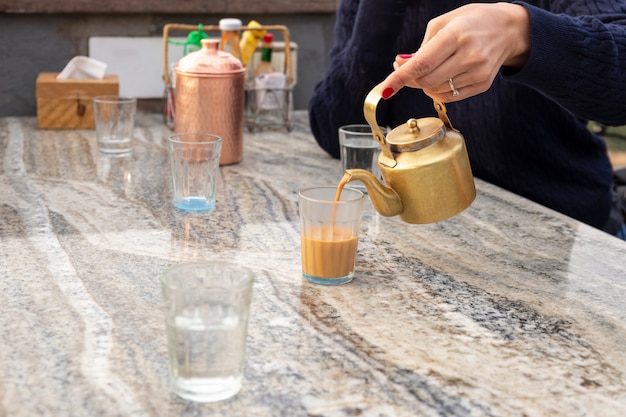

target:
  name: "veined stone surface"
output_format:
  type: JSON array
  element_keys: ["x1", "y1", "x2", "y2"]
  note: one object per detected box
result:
[{"x1": 0, "y1": 112, "x2": 625, "y2": 416}]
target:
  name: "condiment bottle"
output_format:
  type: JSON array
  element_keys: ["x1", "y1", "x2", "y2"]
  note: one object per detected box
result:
[
  {"x1": 252, "y1": 32, "x2": 287, "y2": 112},
  {"x1": 219, "y1": 18, "x2": 242, "y2": 62},
  {"x1": 254, "y1": 33, "x2": 275, "y2": 75},
  {"x1": 239, "y1": 20, "x2": 266, "y2": 67}
]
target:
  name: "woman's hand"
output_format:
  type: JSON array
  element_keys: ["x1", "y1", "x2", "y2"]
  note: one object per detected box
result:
[{"x1": 380, "y1": 3, "x2": 531, "y2": 102}]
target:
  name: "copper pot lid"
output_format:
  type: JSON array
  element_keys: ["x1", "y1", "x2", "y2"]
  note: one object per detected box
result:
[
  {"x1": 175, "y1": 38, "x2": 245, "y2": 75},
  {"x1": 386, "y1": 117, "x2": 445, "y2": 152}
]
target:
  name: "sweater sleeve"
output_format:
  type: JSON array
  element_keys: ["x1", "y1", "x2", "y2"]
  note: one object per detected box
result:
[
  {"x1": 308, "y1": 0, "x2": 408, "y2": 158},
  {"x1": 505, "y1": 1, "x2": 626, "y2": 125}
]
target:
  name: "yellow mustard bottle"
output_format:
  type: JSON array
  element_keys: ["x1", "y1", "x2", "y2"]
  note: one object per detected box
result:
[{"x1": 239, "y1": 20, "x2": 266, "y2": 67}]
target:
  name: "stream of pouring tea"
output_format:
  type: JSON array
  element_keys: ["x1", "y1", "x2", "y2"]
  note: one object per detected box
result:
[{"x1": 332, "y1": 172, "x2": 351, "y2": 224}]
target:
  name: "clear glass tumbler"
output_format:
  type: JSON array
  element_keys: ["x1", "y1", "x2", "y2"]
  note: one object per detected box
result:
[
  {"x1": 167, "y1": 133, "x2": 222, "y2": 211},
  {"x1": 93, "y1": 95, "x2": 137, "y2": 155},
  {"x1": 299, "y1": 185, "x2": 365, "y2": 285},
  {"x1": 161, "y1": 261, "x2": 254, "y2": 403},
  {"x1": 338, "y1": 124, "x2": 386, "y2": 192}
]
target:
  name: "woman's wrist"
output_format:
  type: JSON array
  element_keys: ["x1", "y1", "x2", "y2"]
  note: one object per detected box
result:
[{"x1": 501, "y1": 2, "x2": 531, "y2": 69}]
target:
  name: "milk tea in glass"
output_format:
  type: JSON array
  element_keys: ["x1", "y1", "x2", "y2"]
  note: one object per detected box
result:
[{"x1": 298, "y1": 185, "x2": 365, "y2": 285}]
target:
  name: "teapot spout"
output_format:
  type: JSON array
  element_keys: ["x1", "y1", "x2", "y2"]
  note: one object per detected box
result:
[{"x1": 343, "y1": 169, "x2": 403, "y2": 217}]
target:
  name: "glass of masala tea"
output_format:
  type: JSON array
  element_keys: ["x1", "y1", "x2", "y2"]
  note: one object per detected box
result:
[{"x1": 298, "y1": 184, "x2": 365, "y2": 285}]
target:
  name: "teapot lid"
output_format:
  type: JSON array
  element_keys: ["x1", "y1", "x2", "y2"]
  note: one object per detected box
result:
[
  {"x1": 386, "y1": 117, "x2": 445, "y2": 152},
  {"x1": 175, "y1": 38, "x2": 245, "y2": 75}
]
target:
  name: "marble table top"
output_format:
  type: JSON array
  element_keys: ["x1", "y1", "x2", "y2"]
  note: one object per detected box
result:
[{"x1": 1, "y1": 112, "x2": 625, "y2": 417}]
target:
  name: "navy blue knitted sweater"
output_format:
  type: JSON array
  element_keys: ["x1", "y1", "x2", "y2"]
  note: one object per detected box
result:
[{"x1": 308, "y1": 0, "x2": 626, "y2": 230}]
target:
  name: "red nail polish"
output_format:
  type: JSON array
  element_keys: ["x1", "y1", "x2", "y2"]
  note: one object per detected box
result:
[
  {"x1": 397, "y1": 54, "x2": 413, "y2": 59},
  {"x1": 382, "y1": 87, "x2": 394, "y2": 100}
]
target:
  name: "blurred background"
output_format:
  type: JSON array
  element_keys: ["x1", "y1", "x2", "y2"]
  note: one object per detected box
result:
[
  {"x1": 0, "y1": 0, "x2": 338, "y2": 116},
  {"x1": 1, "y1": 0, "x2": 624, "y2": 170}
]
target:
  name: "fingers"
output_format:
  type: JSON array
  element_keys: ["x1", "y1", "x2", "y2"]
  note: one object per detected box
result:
[
  {"x1": 387, "y1": 57, "x2": 467, "y2": 101},
  {"x1": 425, "y1": 82, "x2": 485, "y2": 103},
  {"x1": 391, "y1": 55, "x2": 420, "y2": 89},
  {"x1": 394, "y1": 56, "x2": 464, "y2": 96},
  {"x1": 389, "y1": 56, "x2": 487, "y2": 103},
  {"x1": 380, "y1": 3, "x2": 527, "y2": 102},
  {"x1": 381, "y1": 27, "x2": 458, "y2": 100}
]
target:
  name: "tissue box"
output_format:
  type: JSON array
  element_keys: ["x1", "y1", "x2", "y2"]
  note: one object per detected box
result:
[{"x1": 36, "y1": 72, "x2": 119, "y2": 129}]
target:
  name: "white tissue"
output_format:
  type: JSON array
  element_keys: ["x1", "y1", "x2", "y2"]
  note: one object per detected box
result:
[
  {"x1": 56, "y1": 56, "x2": 107, "y2": 80},
  {"x1": 254, "y1": 72, "x2": 287, "y2": 110}
]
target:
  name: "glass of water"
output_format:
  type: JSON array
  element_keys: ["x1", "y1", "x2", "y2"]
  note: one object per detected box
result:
[
  {"x1": 338, "y1": 124, "x2": 387, "y2": 192},
  {"x1": 161, "y1": 261, "x2": 254, "y2": 403}
]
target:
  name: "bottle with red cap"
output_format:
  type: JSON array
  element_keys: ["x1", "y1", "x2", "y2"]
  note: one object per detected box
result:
[
  {"x1": 254, "y1": 33, "x2": 276, "y2": 76},
  {"x1": 251, "y1": 32, "x2": 287, "y2": 114}
]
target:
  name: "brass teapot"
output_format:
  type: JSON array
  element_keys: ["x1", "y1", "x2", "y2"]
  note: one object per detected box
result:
[{"x1": 342, "y1": 82, "x2": 476, "y2": 224}]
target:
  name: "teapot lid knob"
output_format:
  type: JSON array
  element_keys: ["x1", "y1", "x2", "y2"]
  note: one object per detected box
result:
[{"x1": 407, "y1": 118, "x2": 420, "y2": 134}]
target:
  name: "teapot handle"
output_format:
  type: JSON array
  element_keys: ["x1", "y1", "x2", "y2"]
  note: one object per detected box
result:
[
  {"x1": 433, "y1": 100, "x2": 459, "y2": 132},
  {"x1": 364, "y1": 82, "x2": 397, "y2": 168}
]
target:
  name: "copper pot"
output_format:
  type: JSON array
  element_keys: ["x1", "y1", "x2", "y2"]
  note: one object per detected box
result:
[{"x1": 174, "y1": 38, "x2": 245, "y2": 165}]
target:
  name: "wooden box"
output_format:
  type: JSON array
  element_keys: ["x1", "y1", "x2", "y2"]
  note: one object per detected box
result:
[{"x1": 36, "y1": 72, "x2": 119, "y2": 129}]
